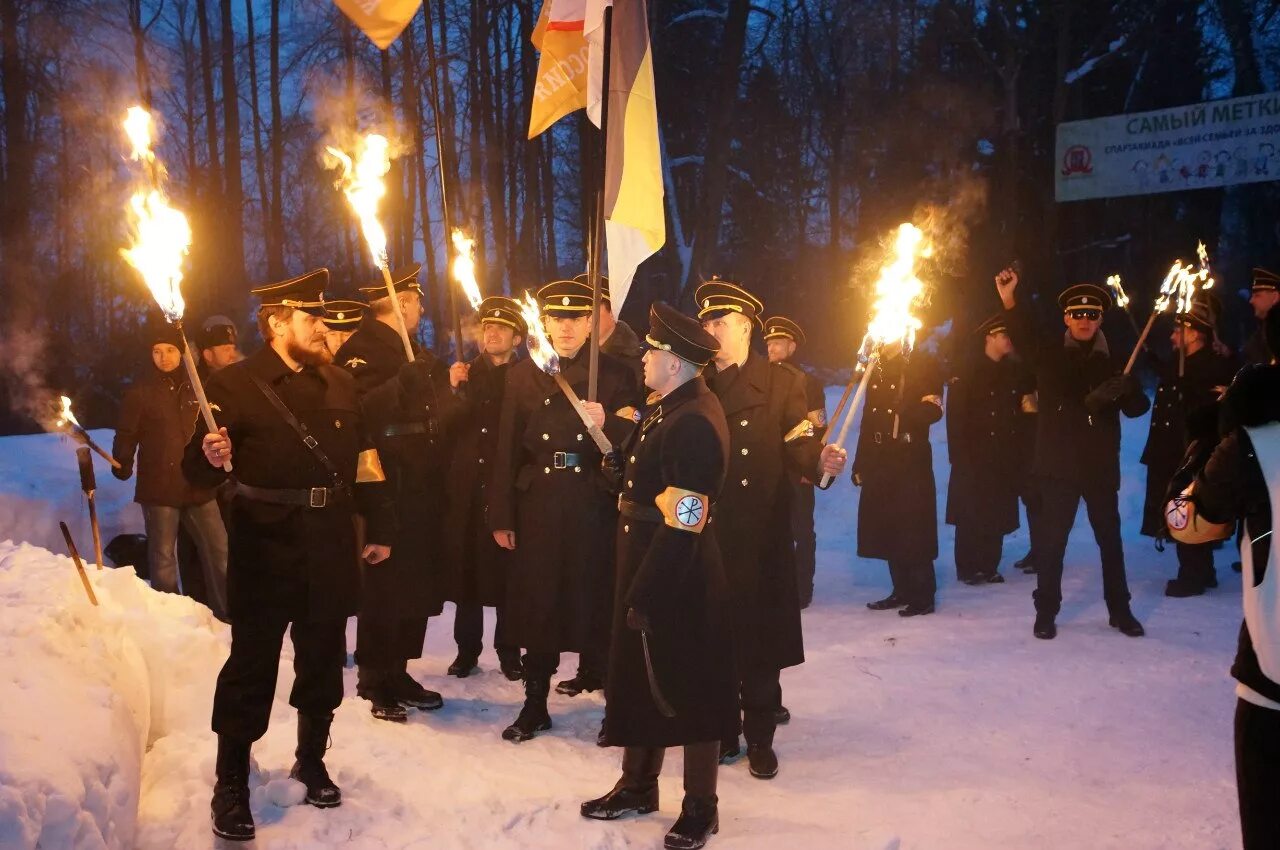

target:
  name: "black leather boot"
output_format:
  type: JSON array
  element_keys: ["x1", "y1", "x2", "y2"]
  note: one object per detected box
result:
[
  {"x1": 290, "y1": 713, "x2": 341, "y2": 808},
  {"x1": 555, "y1": 668, "x2": 604, "y2": 696},
  {"x1": 580, "y1": 746, "x2": 664, "y2": 820},
  {"x1": 665, "y1": 742, "x2": 719, "y2": 849},
  {"x1": 210, "y1": 736, "x2": 255, "y2": 841},
  {"x1": 392, "y1": 662, "x2": 444, "y2": 710},
  {"x1": 743, "y1": 705, "x2": 778, "y2": 780},
  {"x1": 357, "y1": 666, "x2": 409, "y2": 722},
  {"x1": 497, "y1": 648, "x2": 523, "y2": 681},
  {"x1": 502, "y1": 673, "x2": 552, "y2": 742},
  {"x1": 1109, "y1": 607, "x2": 1145, "y2": 637},
  {"x1": 866, "y1": 594, "x2": 906, "y2": 611}
]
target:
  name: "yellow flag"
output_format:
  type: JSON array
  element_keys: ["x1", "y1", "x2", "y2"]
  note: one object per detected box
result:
[
  {"x1": 334, "y1": 0, "x2": 422, "y2": 50},
  {"x1": 528, "y1": 0, "x2": 589, "y2": 138}
]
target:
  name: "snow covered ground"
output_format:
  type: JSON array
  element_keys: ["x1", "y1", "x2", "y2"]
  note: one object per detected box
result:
[{"x1": 0, "y1": 392, "x2": 1244, "y2": 849}]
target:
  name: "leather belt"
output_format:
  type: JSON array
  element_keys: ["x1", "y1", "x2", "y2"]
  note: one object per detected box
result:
[
  {"x1": 540, "y1": 451, "x2": 583, "y2": 469},
  {"x1": 618, "y1": 496, "x2": 662, "y2": 522},
  {"x1": 383, "y1": 422, "x2": 434, "y2": 437},
  {"x1": 236, "y1": 482, "x2": 352, "y2": 509}
]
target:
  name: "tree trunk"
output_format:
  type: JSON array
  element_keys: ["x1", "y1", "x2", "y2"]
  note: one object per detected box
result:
[
  {"x1": 219, "y1": 0, "x2": 246, "y2": 300},
  {"x1": 407, "y1": 11, "x2": 444, "y2": 352},
  {"x1": 380, "y1": 49, "x2": 406, "y2": 267},
  {"x1": 267, "y1": 0, "x2": 285, "y2": 278},
  {"x1": 244, "y1": 0, "x2": 272, "y2": 276},
  {"x1": 1, "y1": 0, "x2": 36, "y2": 303},
  {"x1": 685, "y1": 0, "x2": 750, "y2": 285},
  {"x1": 128, "y1": 0, "x2": 154, "y2": 108}
]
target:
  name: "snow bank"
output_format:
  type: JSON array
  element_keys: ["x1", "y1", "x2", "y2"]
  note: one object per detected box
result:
[{"x1": 0, "y1": 541, "x2": 225, "y2": 850}]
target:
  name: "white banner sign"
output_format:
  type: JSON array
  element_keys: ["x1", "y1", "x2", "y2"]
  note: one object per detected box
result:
[{"x1": 1055, "y1": 92, "x2": 1280, "y2": 202}]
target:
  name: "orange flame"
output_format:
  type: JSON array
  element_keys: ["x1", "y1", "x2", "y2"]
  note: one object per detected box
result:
[
  {"x1": 1106, "y1": 274, "x2": 1129, "y2": 309},
  {"x1": 119, "y1": 106, "x2": 192, "y2": 321},
  {"x1": 1154, "y1": 243, "x2": 1213, "y2": 316},
  {"x1": 326, "y1": 134, "x2": 391, "y2": 270},
  {"x1": 56, "y1": 395, "x2": 81, "y2": 429},
  {"x1": 857, "y1": 223, "x2": 932, "y2": 363},
  {"x1": 519, "y1": 292, "x2": 559, "y2": 375},
  {"x1": 451, "y1": 229, "x2": 483, "y2": 310}
]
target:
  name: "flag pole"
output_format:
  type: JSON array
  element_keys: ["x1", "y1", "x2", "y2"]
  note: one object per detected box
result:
[
  {"x1": 587, "y1": 5, "x2": 613, "y2": 403},
  {"x1": 420, "y1": 6, "x2": 465, "y2": 364}
]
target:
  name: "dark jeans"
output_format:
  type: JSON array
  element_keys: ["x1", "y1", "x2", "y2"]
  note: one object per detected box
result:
[
  {"x1": 453, "y1": 602, "x2": 517, "y2": 659},
  {"x1": 212, "y1": 617, "x2": 346, "y2": 742},
  {"x1": 142, "y1": 501, "x2": 228, "y2": 620},
  {"x1": 790, "y1": 481, "x2": 817, "y2": 597},
  {"x1": 356, "y1": 615, "x2": 429, "y2": 670},
  {"x1": 889, "y1": 559, "x2": 936, "y2": 607},
  {"x1": 1032, "y1": 477, "x2": 1131, "y2": 618},
  {"x1": 1236, "y1": 698, "x2": 1280, "y2": 850},
  {"x1": 954, "y1": 524, "x2": 1003, "y2": 580}
]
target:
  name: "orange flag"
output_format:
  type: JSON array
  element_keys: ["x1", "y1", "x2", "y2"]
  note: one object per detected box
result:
[
  {"x1": 528, "y1": 0, "x2": 590, "y2": 138},
  {"x1": 334, "y1": 0, "x2": 421, "y2": 50}
]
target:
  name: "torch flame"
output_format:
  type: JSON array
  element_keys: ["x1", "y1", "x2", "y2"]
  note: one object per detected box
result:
[
  {"x1": 1153, "y1": 243, "x2": 1214, "y2": 317},
  {"x1": 1106, "y1": 274, "x2": 1129, "y2": 309},
  {"x1": 326, "y1": 134, "x2": 391, "y2": 270},
  {"x1": 119, "y1": 106, "x2": 191, "y2": 322},
  {"x1": 57, "y1": 395, "x2": 81, "y2": 429},
  {"x1": 123, "y1": 106, "x2": 155, "y2": 163},
  {"x1": 519, "y1": 291, "x2": 560, "y2": 375},
  {"x1": 451, "y1": 229, "x2": 483, "y2": 310},
  {"x1": 857, "y1": 223, "x2": 931, "y2": 362}
]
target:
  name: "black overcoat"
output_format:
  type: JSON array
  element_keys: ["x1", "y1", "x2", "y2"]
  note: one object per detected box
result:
[
  {"x1": 488, "y1": 349, "x2": 641, "y2": 653},
  {"x1": 705, "y1": 353, "x2": 822, "y2": 675},
  {"x1": 852, "y1": 351, "x2": 944, "y2": 562},
  {"x1": 604, "y1": 376, "x2": 738, "y2": 747},
  {"x1": 945, "y1": 353, "x2": 1035, "y2": 535},
  {"x1": 180, "y1": 346, "x2": 393, "y2": 622}
]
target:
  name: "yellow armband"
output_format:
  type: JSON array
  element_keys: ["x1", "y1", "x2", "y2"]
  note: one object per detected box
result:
[{"x1": 655, "y1": 486, "x2": 710, "y2": 533}]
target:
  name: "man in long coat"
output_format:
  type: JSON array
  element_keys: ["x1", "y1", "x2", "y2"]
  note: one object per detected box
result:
[
  {"x1": 697, "y1": 278, "x2": 846, "y2": 780},
  {"x1": 182, "y1": 269, "x2": 395, "y2": 841},
  {"x1": 1140, "y1": 300, "x2": 1237, "y2": 596},
  {"x1": 335, "y1": 265, "x2": 459, "y2": 721},
  {"x1": 489, "y1": 279, "x2": 641, "y2": 742},
  {"x1": 945, "y1": 313, "x2": 1037, "y2": 586},
  {"x1": 443, "y1": 296, "x2": 526, "y2": 680},
  {"x1": 855, "y1": 342, "x2": 945, "y2": 613},
  {"x1": 581, "y1": 302, "x2": 737, "y2": 850}
]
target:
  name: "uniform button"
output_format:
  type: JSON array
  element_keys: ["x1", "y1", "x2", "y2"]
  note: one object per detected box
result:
[
  {"x1": 990, "y1": 431, "x2": 996, "y2": 436},
  {"x1": 887, "y1": 408, "x2": 893, "y2": 414},
  {"x1": 544, "y1": 398, "x2": 551, "y2": 406},
  {"x1": 740, "y1": 419, "x2": 748, "y2": 426},
  {"x1": 627, "y1": 480, "x2": 633, "y2": 488},
  {"x1": 741, "y1": 448, "x2": 749, "y2": 455},
  {"x1": 577, "y1": 434, "x2": 583, "y2": 441},
  {"x1": 624, "y1": 525, "x2": 630, "y2": 533},
  {"x1": 544, "y1": 467, "x2": 551, "y2": 473},
  {"x1": 481, "y1": 427, "x2": 488, "y2": 434},
  {"x1": 542, "y1": 433, "x2": 550, "y2": 440},
  {"x1": 871, "y1": 407, "x2": 877, "y2": 412},
  {"x1": 478, "y1": 458, "x2": 485, "y2": 464},
  {"x1": 630, "y1": 456, "x2": 636, "y2": 463},
  {"x1": 574, "y1": 466, "x2": 581, "y2": 473},
  {"x1": 740, "y1": 478, "x2": 749, "y2": 487},
  {"x1": 890, "y1": 384, "x2": 896, "y2": 389}
]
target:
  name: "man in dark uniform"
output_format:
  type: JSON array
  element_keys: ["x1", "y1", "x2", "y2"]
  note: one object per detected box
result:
[
  {"x1": 945, "y1": 314, "x2": 1037, "y2": 586},
  {"x1": 182, "y1": 269, "x2": 395, "y2": 841},
  {"x1": 580, "y1": 302, "x2": 738, "y2": 850},
  {"x1": 322, "y1": 299, "x2": 364, "y2": 359},
  {"x1": 443, "y1": 295, "x2": 526, "y2": 680},
  {"x1": 764, "y1": 316, "x2": 827, "y2": 609},
  {"x1": 334, "y1": 265, "x2": 458, "y2": 722},
  {"x1": 489, "y1": 279, "x2": 641, "y2": 741},
  {"x1": 574, "y1": 272, "x2": 646, "y2": 385},
  {"x1": 1243, "y1": 268, "x2": 1279, "y2": 366},
  {"x1": 854, "y1": 337, "x2": 945, "y2": 614},
  {"x1": 996, "y1": 268, "x2": 1150, "y2": 640},
  {"x1": 697, "y1": 278, "x2": 846, "y2": 780},
  {"x1": 1140, "y1": 300, "x2": 1238, "y2": 597}
]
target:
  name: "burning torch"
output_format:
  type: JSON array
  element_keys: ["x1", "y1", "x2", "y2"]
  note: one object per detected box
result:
[
  {"x1": 326, "y1": 134, "x2": 415, "y2": 363},
  {"x1": 518, "y1": 292, "x2": 614, "y2": 455},
  {"x1": 1123, "y1": 248, "x2": 1214, "y2": 377},
  {"x1": 119, "y1": 106, "x2": 229, "y2": 472},
  {"x1": 820, "y1": 223, "x2": 930, "y2": 489},
  {"x1": 56, "y1": 396, "x2": 122, "y2": 470},
  {"x1": 451, "y1": 228, "x2": 484, "y2": 311}
]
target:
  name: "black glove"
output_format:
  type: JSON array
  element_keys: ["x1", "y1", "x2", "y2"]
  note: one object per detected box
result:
[
  {"x1": 396, "y1": 357, "x2": 438, "y2": 400},
  {"x1": 600, "y1": 451, "x2": 624, "y2": 495},
  {"x1": 1084, "y1": 375, "x2": 1127, "y2": 413}
]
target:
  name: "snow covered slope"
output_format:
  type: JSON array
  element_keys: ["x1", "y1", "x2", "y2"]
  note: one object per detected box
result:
[{"x1": 0, "y1": 391, "x2": 1244, "y2": 849}]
